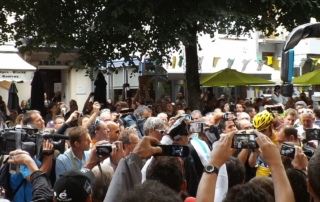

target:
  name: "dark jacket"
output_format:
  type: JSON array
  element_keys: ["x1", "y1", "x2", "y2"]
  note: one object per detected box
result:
[{"x1": 30, "y1": 171, "x2": 53, "y2": 202}]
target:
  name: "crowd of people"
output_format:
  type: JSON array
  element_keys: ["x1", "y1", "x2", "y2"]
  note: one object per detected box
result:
[{"x1": 0, "y1": 84, "x2": 320, "y2": 202}]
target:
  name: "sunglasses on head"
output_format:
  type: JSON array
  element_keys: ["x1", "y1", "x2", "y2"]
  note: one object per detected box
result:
[{"x1": 94, "y1": 118, "x2": 102, "y2": 126}]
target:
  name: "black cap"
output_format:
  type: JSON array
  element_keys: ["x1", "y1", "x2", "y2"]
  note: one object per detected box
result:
[
  {"x1": 274, "y1": 85, "x2": 281, "y2": 90},
  {"x1": 54, "y1": 168, "x2": 96, "y2": 202}
]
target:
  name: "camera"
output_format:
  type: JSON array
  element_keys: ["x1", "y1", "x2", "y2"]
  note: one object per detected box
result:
[
  {"x1": 232, "y1": 134, "x2": 259, "y2": 149},
  {"x1": 96, "y1": 144, "x2": 114, "y2": 156},
  {"x1": 189, "y1": 122, "x2": 205, "y2": 133},
  {"x1": 0, "y1": 127, "x2": 68, "y2": 158},
  {"x1": 265, "y1": 105, "x2": 284, "y2": 114}
]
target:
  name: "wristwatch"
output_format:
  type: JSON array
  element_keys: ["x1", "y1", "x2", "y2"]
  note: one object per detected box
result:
[{"x1": 204, "y1": 164, "x2": 219, "y2": 175}]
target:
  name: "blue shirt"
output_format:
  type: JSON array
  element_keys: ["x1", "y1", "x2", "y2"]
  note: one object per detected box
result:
[
  {"x1": 55, "y1": 148, "x2": 90, "y2": 179},
  {"x1": 10, "y1": 157, "x2": 41, "y2": 202}
]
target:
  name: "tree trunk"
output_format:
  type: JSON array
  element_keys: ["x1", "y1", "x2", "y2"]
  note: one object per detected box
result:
[{"x1": 185, "y1": 30, "x2": 200, "y2": 110}]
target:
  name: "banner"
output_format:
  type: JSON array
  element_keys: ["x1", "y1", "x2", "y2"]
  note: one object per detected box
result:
[{"x1": 0, "y1": 70, "x2": 34, "y2": 82}]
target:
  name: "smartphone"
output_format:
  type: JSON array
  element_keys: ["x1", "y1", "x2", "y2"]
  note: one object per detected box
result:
[
  {"x1": 9, "y1": 164, "x2": 20, "y2": 175},
  {"x1": 280, "y1": 143, "x2": 295, "y2": 159},
  {"x1": 155, "y1": 145, "x2": 189, "y2": 157},
  {"x1": 232, "y1": 134, "x2": 259, "y2": 149},
  {"x1": 96, "y1": 144, "x2": 113, "y2": 156},
  {"x1": 189, "y1": 123, "x2": 204, "y2": 133},
  {"x1": 306, "y1": 129, "x2": 320, "y2": 140}
]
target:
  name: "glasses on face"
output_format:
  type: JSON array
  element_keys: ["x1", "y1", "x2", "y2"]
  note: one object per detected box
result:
[{"x1": 155, "y1": 129, "x2": 166, "y2": 135}]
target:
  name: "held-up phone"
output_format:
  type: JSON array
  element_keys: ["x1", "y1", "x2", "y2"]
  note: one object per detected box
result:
[
  {"x1": 280, "y1": 143, "x2": 295, "y2": 159},
  {"x1": 155, "y1": 145, "x2": 189, "y2": 157},
  {"x1": 306, "y1": 129, "x2": 320, "y2": 146},
  {"x1": 232, "y1": 134, "x2": 259, "y2": 149},
  {"x1": 9, "y1": 163, "x2": 20, "y2": 175},
  {"x1": 96, "y1": 144, "x2": 113, "y2": 156},
  {"x1": 189, "y1": 122, "x2": 205, "y2": 133}
]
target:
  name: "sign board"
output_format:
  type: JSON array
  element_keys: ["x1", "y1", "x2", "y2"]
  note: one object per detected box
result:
[
  {"x1": 0, "y1": 70, "x2": 34, "y2": 82},
  {"x1": 76, "y1": 86, "x2": 87, "y2": 95}
]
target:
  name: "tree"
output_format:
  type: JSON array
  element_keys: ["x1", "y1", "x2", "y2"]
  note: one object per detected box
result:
[{"x1": 1, "y1": 0, "x2": 320, "y2": 109}]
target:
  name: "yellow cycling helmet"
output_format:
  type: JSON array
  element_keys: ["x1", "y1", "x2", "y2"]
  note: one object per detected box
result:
[{"x1": 253, "y1": 110, "x2": 274, "y2": 130}]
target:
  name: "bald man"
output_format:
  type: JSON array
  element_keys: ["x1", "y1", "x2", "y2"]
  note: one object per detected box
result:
[{"x1": 107, "y1": 121, "x2": 120, "y2": 142}]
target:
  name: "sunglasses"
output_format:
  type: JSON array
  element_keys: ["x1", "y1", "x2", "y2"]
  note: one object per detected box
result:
[
  {"x1": 155, "y1": 129, "x2": 166, "y2": 135},
  {"x1": 301, "y1": 110, "x2": 313, "y2": 115}
]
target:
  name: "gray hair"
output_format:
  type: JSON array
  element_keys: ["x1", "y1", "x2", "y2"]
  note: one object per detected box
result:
[
  {"x1": 134, "y1": 105, "x2": 151, "y2": 117},
  {"x1": 191, "y1": 110, "x2": 202, "y2": 118},
  {"x1": 143, "y1": 117, "x2": 164, "y2": 135},
  {"x1": 91, "y1": 164, "x2": 114, "y2": 201},
  {"x1": 157, "y1": 112, "x2": 167, "y2": 118}
]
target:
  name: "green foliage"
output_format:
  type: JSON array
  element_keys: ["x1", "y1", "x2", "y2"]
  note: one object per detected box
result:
[{"x1": 1, "y1": 0, "x2": 320, "y2": 108}]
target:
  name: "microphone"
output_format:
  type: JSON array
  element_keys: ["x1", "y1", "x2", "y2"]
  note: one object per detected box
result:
[{"x1": 42, "y1": 134, "x2": 69, "y2": 140}]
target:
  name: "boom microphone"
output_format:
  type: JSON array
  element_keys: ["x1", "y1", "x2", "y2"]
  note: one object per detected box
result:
[{"x1": 42, "y1": 134, "x2": 69, "y2": 140}]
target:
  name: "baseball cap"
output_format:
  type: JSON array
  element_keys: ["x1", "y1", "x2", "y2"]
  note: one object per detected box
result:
[
  {"x1": 295, "y1": 101, "x2": 307, "y2": 108},
  {"x1": 54, "y1": 168, "x2": 96, "y2": 202}
]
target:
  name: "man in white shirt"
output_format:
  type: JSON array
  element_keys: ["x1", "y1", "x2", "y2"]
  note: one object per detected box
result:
[
  {"x1": 296, "y1": 109, "x2": 320, "y2": 139},
  {"x1": 271, "y1": 85, "x2": 288, "y2": 105}
]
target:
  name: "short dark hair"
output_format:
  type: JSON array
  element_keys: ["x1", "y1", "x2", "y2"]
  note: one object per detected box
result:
[
  {"x1": 314, "y1": 108, "x2": 320, "y2": 119},
  {"x1": 225, "y1": 156, "x2": 245, "y2": 189},
  {"x1": 222, "y1": 182, "x2": 274, "y2": 202},
  {"x1": 245, "y1": 106, "x2": 254, "y2": 114},
  {"x1": 146, "y1": 156, "x2": 184, "y2": 193},
  {"x1": 286, "y1": 168, "x2": 309, "y2": 202},
  {"x1": 22, "y1": 110, "x2": 40, "y2": 125},
  {"x1": 122, "y1": 180, "x2": 182, "y2": 202},
  {"x1": 308, "y1": 147, "x2": 320, "y2": 199},
  {"x1": 283, "y1": 126, "x2": 298, "y2": 140},
  {"x1": 118, "y1": 129, "x2": 138, "y2": 148},
  {"x1": 69, "y1": 127, "x2": 88, "y2": 147},
  {"x1": 250, "y1": 177, "x2": 275, "y2": 200},
  {"x1": 87, "y1": 117, "x2": 102, "y2": 138}
]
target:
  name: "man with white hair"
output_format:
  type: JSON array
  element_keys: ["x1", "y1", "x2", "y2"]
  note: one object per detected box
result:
[
  {"x1": 237, "y1": 112, "x2": 250, "y2": 122},
  {"x1": 157, "y1": 112, "x2": 168, "y2": 123},
  {"x1": 296, "y1": 109, "x2": 319, "y2": 138},
  {"x1": 191, "y1": 110, "x2": 202, "y2": 121}
]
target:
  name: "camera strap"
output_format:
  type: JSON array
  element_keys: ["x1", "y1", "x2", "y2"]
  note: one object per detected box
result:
[
  {"x1": 96, "y1": 153, "x2": 108, "y2": 193},
  {"x1": 69, "y1": 150, "x2": 86, "y2": 169}
]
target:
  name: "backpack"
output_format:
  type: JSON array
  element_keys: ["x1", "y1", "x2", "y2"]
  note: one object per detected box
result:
[{"x1": 0, "y1": 157, "x2": 25, "y2": 200}]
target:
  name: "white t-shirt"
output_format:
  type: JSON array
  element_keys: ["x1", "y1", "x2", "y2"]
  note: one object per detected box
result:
[{"x1": 296, "y1": 124, "x2": 320, "y2": 139}]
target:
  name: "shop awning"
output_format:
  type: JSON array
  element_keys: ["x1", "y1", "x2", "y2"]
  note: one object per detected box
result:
[{"x1": 0, "y1": 53, "x2": 36, "y2": 82}]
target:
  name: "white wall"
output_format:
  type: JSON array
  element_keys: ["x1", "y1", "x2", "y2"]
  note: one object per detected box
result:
[{"x1": 0, "y1": 82, "x2": 31, "y2": 105}]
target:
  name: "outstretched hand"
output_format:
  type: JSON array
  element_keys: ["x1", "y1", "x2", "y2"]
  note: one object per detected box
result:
[{"x1": 133, "y1": 136, "x2": 162, "y2": 159}]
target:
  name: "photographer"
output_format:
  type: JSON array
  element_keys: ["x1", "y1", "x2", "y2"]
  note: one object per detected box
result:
[
  {"x1": 7, "y1": 140, "x2": 110, "y2": 202},
  {"x1": 9, "y1": 139, "x2": 53, "y2": 202}
]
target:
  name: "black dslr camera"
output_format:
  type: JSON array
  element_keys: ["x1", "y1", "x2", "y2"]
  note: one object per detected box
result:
[
  {"x1": 0, "y1": 126, "x2": 69, "y2": 157},
  {"x1": 265, "y1": 105, "x2": 284, "y2": 114}
]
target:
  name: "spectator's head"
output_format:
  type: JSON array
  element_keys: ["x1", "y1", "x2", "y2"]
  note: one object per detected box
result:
[
  {"x1": 54, "y1": 168, "x2": 95, "y2": 202},
  {"x1": 106, "y1": 121, "x2": 120, "y2": 142},
  {"x1": 275, "y1": 125, "x2": 299, "y2": 146},
  {"x1": 147, "y1": 157, "x2": 186, "y2": 194},
  {"x1": 245, "y1": 106, "x2": 256, "y2": 120},
  {"x1": 184, "y1": 107, "x2": 192, "y2": 115},
  {"x1": 91, "y1": 164, "x2": 114, "y2": 202},
  {"x1": 135, "y1": 105, "x2": 152, "y2": 119},
  {"x1": 253, "y1": 110, "x2": 274, "y2": 137},
  {"x1": 314, "y1": 108, "x2": 320, "y2": 119},
  {"x1": 175, "y1": 103, "x2": 183, "y2": 111},
  {"x1": 143, "y1": 117, "x2": 165, "y2": 141},
  {"x1": 238, "y1": 112, "x2": 250, "y2": 121},
  {"x1": 295, "y1": 101, "x2": 307, "y2": 111},
  {"x1": 100, "y1": 109, "x2": 111, "y2": 122},
  {"x1": 53, "y1": 115, "x2": 65, "y2": 130},
  {"x1": 191, "y1": 110, "x2": 202, "y2": 121},
  {"x1": 300, "y1": 109, "x2": 315, "y2": 129},
  {"x1": 286, "y1": 168, "x2": 309, "y2": 202},
  {"x1": 22, "y1": 110, "x2": 45, "y2": 130},
  {"x1": 307, "y1": 147, "x2": 320, "y2": 201},
  {"x1": 118, "y1": 129, "x2": 139, "y2": 157},
  {"x1": 47, "y1": 102, "x2": 57, "y2": 114},
  {"x1": 88, "y1": 117, "x2": 109, "y2": 143},
  {"x1": 9, "y1": 110, "x2": 18, "y2": 122},
  {"x1": 69, "y1": 103, "x2": 78, "y2": 113},
  {"x1": 122, "y1": 180, "x2": 183, "y2": 202},
  {"x1": 274, "y1": 85, "x2": 281, "y2": 94},
  {"x1": 236, "y1": 104, "x2": 244, "y2": 112},
  {"x1": 237, "y1": 119, "x2": 252, "y2": 130},
  {"x1": 284, "y1": 108, "x2": 297, "y2": 126},
  {"x1": 157, "y1": 112, "x2": 168, "y2": 122},
  {"x1": 250, "y1": 177, "x2": 275, "y2": 200},
  {"x1": 166, "y1": 103, "x2": 174, "y2": 112},
  {"x1": 219, "y1": 119, "x2": 237, "y2": 133},
  {"x1": 168, "y1": 118, "x2": 189, "y2": 146},
  {"x1": 225, "y1": 157, "x2": 245, "y2": 189},
  {"x1": 69, "y1": 127, "x2": 90, "y2": 151},
  {"x1": 78, "y1": 115, "x2": 90, "y2": 128},
  {"x1": 15, "y1": 114, "x2": 24, "y2": 125},
  {"x1": 223, "y1": 182, "x2": 274, "y2": 202}
]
